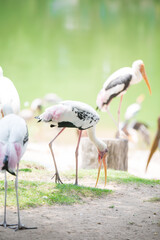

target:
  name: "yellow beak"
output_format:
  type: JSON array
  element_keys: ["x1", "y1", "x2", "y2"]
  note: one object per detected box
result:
[
  {"x1": 95, "y1": 153, "x2": 107, "y2": 187},
  {"x1": 1, "y1": 109, "x2": 4, "y2": 118},
  {"x1": 140, "y1": 64, "x2": 152, "y2": 95}
]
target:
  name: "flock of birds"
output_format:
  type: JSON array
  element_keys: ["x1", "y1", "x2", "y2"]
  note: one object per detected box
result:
[{"x1": 0, "y1": 60, "x2": 159, "y2": 231}]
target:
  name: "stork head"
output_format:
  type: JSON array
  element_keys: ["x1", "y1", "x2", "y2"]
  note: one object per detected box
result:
[
  {"x1": 95, "y1": 146, "x2": 108, "y2": 187},
  {"x1": 87, "y1": 126, "x2": 108, "y2": 187},
  {"x1": 96, "y1": 89, "x2": 108, "y2": 112},
  {"x1": 132, "y1": 60, "x2": 152, "y2": 95}
]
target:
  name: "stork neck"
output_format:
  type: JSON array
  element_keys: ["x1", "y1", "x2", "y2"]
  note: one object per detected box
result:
[
  {"x1": 131, "y1": 66, "x2": 142, "y2": 84},
  {"x1": 87, "y1": 126, "x2": 107, "y2": 152}
]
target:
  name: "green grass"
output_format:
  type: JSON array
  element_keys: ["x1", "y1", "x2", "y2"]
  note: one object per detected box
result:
[
  {"x1": 146, "y1": 197, "x2": 160, "y2": 203},
  {"x1": 63, "y1": 169, "x2": 160, "y2": 185},
  {"x1": 0, "y1": 161, "x2": 160, "y2": 210},
  {"x1": 0, "y1": 181, "x2": 111, "y2": 209}
]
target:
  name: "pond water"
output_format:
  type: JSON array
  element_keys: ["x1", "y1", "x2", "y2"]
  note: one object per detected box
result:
[{"x1": 0, "y1": 0, "x2": 160, "y2": 129}]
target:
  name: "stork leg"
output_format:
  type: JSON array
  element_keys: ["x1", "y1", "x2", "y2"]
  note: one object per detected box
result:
[
  {"x1": 9, "y1": 164, "x2": 37, "y2": 231},
  {"x1": 75, "y1": 130, "x2": 82, "y2": 185},
  {"x1": 0, "y1": 171, "x2": 8, "y2": 228},
  {"x1": 0, "y1": 171, "x2": 18, "y2": 229},
  {"x1": 49, "y1": 127, "x2": 65, "y2": 184},
  {"x1": 118, "y1": 95, "x2": 123, "y2": 130},
  {"x1": 106, "y1": 108, "x2": 119, "y2": 129}
]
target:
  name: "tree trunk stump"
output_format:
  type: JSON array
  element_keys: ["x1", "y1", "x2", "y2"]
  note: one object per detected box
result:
[{"x1": 80, "y1": 138, "x2": 128, "y2": 171}]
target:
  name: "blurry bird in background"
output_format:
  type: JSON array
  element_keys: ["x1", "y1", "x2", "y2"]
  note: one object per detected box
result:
[
  {"x1": 0, "y1": 66, "x2": 20, "y2": 117},
  {"x1": 146, "y1": 116, "x2": 160, "y2": 171},
  {"x1": 20, "y1": 93, "x2": 62, "y2": 122},
  {"x1": 124, "y1": 94, "x2": 145, "y2": 122},
  {"x1": 96, "y1": 60, "x2": 152, "y2": 132},
  {"x1": 0, "y1": 105, "x2": 36, "y2": 231},
  {"x1": 43, "y1": 93, "x2": 62, "y2": 106},
  {"x1": 20, "y1": 98, "x2": 43, "y2": 121},
  {"x1": 115, "y1": 94, "x2": 150, "y2": 146}
]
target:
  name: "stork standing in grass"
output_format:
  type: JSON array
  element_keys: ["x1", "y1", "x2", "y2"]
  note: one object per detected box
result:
[
  {"x1": 36, "y1": 100, "x2": 108, "y2": 187},
  {"x1": 146, "y1": 116, "x2": 160, "y2": 171},
  {"x1": 96, "y1": 60, "x2": 152, "y2": 130},
  {"x1": 0, "y1": 66, "x2": 20, "y2": 117},
  {"x1": 0, "y1": 105, "x2": 36, "y2": 231}
]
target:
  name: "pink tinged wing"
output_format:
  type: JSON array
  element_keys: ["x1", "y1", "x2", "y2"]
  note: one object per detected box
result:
[{"x1": 8, "y1": 143, "x2": 22, "y2": 170}]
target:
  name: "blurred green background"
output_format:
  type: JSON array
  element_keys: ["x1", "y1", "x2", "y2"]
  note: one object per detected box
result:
[{"x1": 0, "y1": 0, "x2": 160, "y2": 130}]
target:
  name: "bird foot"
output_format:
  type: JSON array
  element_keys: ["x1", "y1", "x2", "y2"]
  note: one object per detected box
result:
[
  {"x1": 0, "y1": 222, "x2": 18, "y2": 228},
  {"x1": 51, "y1": 173, "x2": 63, "y2": 184},
  {"x1": 8, "y1": 224, "x2": 37, "y2": 231}
]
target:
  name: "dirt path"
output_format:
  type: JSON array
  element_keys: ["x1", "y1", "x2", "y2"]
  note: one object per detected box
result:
[{"x1": 0, "y1": 182, "x2": 160, "y2": 240}]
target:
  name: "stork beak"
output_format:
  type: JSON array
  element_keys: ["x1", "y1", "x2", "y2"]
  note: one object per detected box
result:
[
  {"x1": 1, "y1": 109, "x2": 4, "y2": 118},
  {"x1": 140, "y1": 64, "x2": 152, "y2": 95},
  {"x1": 95, "y1": 151, "x2": 107, "y2": 187},
  {"x1": 145, "y1": 139, "x2": 158, "y2": 172},
  {"x1": 146, "y1": 132, "x2": 160, "y2": 172}
]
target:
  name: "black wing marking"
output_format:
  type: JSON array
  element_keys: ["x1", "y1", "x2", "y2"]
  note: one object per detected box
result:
[
  {"x1": 72, "y1": 107, "x2": 99, "y2": 122},
  {"x1": 55, "y1": 107, "x2": 99, "y2": 130},
  {"x1": 57, "y1": 121, "x2": 93, "y2": 130},
  {"x1": 104, "y1": 74, "x2": 132, "y2": 105},
  {"x1": 23, "y1": 126, "x2": 29, "y2": 145},
  {"x1": 105, "y1": 74, "x2": 132, "y2": 91}
]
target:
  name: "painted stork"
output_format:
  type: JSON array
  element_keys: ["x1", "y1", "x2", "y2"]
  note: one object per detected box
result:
[
  {"x1": 96, "y1": 60, "x2": 152, "y2": 129},
  {"x1": 0, "y1": 66, "x2": 20, "y2": 116},
  {"x1": 0, "y1": 105, "x2": 36, "y2": 230},
  {"x1": 43, "y1": 93, "x2": 62, "y2": 106},
  {"x1": 146, "y1": 117, "x2": 160, "y2": 171},
  {"x1": 115, "y1": 95, "x2": 150, "y2": 145},
  {"x1": 124, "y1": 94, "x2": 145, "y2": 122},
  {"x1": 36, "y1": 100, "x2": 108, "y2": 187}
]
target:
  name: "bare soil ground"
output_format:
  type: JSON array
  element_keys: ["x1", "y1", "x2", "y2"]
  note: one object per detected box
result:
[{"x1": 0, "y1": 182, "x2": 160, "y2": 240}]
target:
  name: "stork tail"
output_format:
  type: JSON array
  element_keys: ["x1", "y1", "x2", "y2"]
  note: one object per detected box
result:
[{"x1": 2, "y1": 155, "x2": 16, "y2": 176}]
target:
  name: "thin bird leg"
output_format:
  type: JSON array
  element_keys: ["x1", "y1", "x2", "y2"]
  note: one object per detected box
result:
[
  {"x1": 106, "y1": 108, "x2": 119, "y2": 129},
  {"x1": 0, "y1": 171, "x2": 7, "y2": 228},
  {"x1": 49, "y1": 127, "x2": 65, "y2": 184},
  {"x1": 0, "y1": 171, "x2": 19, "y2": 229},
  {"x1": 3, "y1": 171, "x2": 7, "y2": 227},
  {"x1": 117, "y1": 95, "x2": 123, "y2": 131},
  {"x1": 9, "y1": 163, "x2": 37, "y2": 231},
  {"x1": 75, "y1": 130, "x2": 82, "y2": 185}
]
